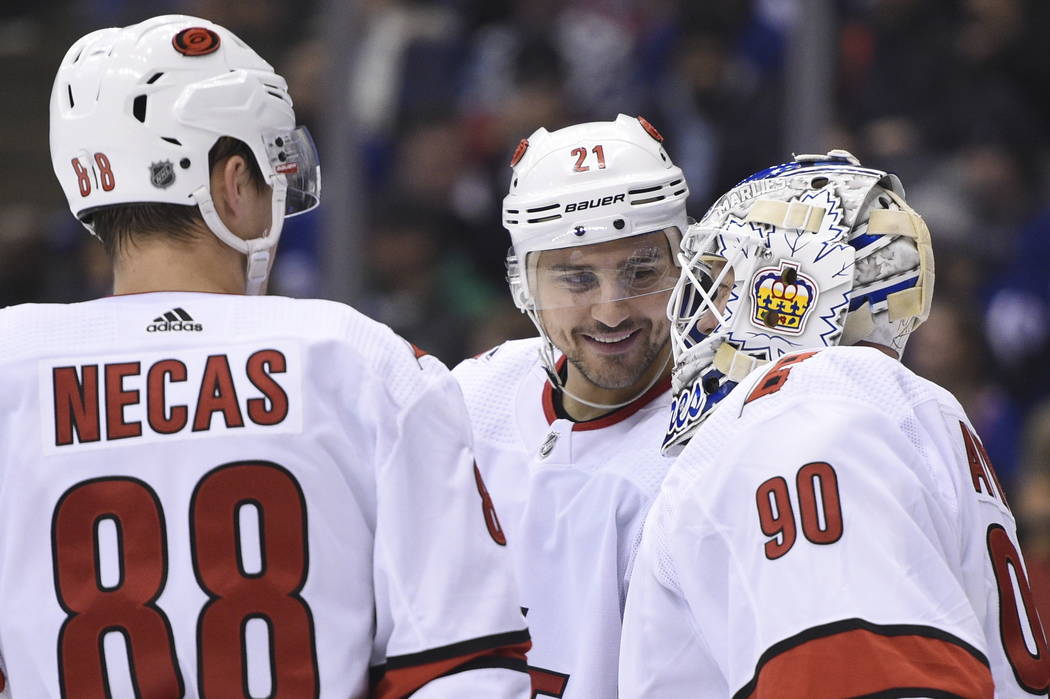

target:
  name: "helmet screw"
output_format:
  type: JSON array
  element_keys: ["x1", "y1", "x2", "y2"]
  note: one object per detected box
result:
[
  {"x1": 275, "y1": 137, "x2": 284, "y2": 147},
  {"x1": 613, "y1": 219, "x2": 625, "y2": 230},
  {"x1": 179, "y1": 158, "x2": 191, "y2": 169}
]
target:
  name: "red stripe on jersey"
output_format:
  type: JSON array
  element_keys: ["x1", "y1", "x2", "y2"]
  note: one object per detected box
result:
[
  {"x1": 542, "y1": 356, "x2": 671, "y2": 431},
  {"x1": 372, "y1": 631, "x2": 530, "y2": 698},
  {"x1": 736, "y1": 623, "x2": 993, "y2": 699}
]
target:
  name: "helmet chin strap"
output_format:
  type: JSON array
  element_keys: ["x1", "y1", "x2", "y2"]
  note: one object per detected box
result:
[
  {"x1": 191, "y1": 176, "x2": 288, "y2": 295},
  {"x1": 528, "y1": 308, "x2": 672, "y2": 412}
]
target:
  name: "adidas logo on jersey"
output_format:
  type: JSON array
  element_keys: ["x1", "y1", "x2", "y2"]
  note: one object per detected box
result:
[{"x1": 147, "y1": 307, "x2": 203, "y2": 332}]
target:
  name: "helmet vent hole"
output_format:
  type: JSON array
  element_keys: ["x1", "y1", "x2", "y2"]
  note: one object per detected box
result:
[
  {"x1": 810, "y1": 176, "x2": 829, "y2": 189},
  {"x1": 161, "y1": 137, "x2": 182, "y2": 146},
  {"x1": 632, "y1": 195, "x2": 666, "y2": 205},
  {"x1": 878, "y1": 195, "x2": 891, "y2": 208},
  {"x1": 66, "y1": 84, "x2": 75, "y2": 108},
  {"x1": 146, "y1": 72, "x2": 165, "y2": 85},
  {"x1": 132, "y1": 95, "x2": 147, "y2": 123},
  {"x1": 660, "y1": 152, "x2": 668, "y2": 162},
  {"x1": 628, "y1": 185, "x2": 662, "y2": 195},
  {"x1": 702, "y1": 376, "x2": 720, "y2": 395},
  {"x1": 526, "y1": 203, "x2": 560, "y2": 214}
]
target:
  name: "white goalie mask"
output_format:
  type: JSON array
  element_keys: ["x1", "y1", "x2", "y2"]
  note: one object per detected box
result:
[
  {"x1": 663, "y1": 150, "x2": 934, "y2": 452},
  {"x1": 49, "y1": 15, "x2": 321, "y2": 294},
  {"x1": 503, "y1": 114, "x2": 689, "y2": 408}
]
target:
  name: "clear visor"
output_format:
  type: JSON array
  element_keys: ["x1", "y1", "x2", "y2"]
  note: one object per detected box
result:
[
  {"x1": 262, "y1": 126, "x2": 321, "y2": 216},
  {"x1": 526, "y1": 230, "x2": 678, "y2": 311}
]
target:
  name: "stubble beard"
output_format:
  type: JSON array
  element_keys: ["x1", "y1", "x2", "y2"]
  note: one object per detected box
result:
[{"x1": 563, "y1": 321, "x2": 670, "y2": 391}]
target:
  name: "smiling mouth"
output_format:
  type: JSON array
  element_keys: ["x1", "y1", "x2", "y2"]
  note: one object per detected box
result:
[{"x1": 581, "y1": 327, "x2": 642, "y2": 349}]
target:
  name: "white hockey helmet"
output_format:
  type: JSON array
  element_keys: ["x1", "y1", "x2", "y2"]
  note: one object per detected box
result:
[
  {"x1": 49, "y1": 15, "x2": 320, "y2": 294},
  {"x1": 503, "y1": 114, "x2": 689, "y2": 402},
  {"x1": 663, "y1": 150, "x2": 934, "y2": 452}
]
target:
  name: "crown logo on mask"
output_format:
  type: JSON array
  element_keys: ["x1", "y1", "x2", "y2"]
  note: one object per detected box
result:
[{"x1": 750, "y1": 261, "x2": 817, "y2": 335}]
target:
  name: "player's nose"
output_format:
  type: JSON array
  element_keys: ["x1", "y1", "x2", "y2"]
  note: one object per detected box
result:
[{"x1": 591, "y1": 298, "x2": 630, "y2": 328}]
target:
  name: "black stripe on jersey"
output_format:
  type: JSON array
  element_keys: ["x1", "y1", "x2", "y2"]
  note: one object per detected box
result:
[
  {"x1": 732, "y1": 618, "x2": 990, "y2": 699},
  {"x1": 437, "y1": 654, "x2": 529, "y2": 678},
  {"x1": 173, "y1": 307, "x2": 192, "y2": 321},
  {"x1": 381, "y1": 628, "x2": 531, "y2": 670},
  {"x1": 852, "y1": 690, "x2": 976, "y2": 699}
]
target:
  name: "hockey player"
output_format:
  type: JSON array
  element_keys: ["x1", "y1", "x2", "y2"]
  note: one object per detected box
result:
[
  {"x1": 619, "y1": 151, "x2": 1050, "y2": 697},
  {"x1": 452, "y1": 115, "x2": 688, "y2": 697},
  {"x1": 0, "y1": 15, "x2": 529, "y2": 697}
]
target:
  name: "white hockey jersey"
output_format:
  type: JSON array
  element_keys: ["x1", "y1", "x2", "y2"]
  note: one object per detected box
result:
[
  {"x1": 619, "y1": 345, "x2": 1050, "y2": 698},
  {"x1": 453, "y1": 338, "x2": 675, "y2": 698},
  {"x1": 0, "y1": 292, "x2": 530, "y2": 698}
]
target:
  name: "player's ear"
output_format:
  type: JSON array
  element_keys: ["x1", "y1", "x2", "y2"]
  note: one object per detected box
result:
[{"x1": 210, "y1": 155, "x2": 265, "y2": 238}]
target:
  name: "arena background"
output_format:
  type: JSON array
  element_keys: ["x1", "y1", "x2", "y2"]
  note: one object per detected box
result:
[{"x1": 3, "y1": 0, "x2": 1050, "y2": 608}]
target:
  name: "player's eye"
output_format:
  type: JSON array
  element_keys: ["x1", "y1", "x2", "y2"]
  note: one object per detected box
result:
[
  {"x1": 555, "y1": 271, "x2": 599, "y2": 292},
  {"x1": 621, "y1": 265, "x2": 662, "y2": 291}
]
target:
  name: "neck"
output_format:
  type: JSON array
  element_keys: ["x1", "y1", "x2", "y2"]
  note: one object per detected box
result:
[
  {"x1": 559, "y1": 342, "x2": 671, "y2": 421},
  {"x1": 854, "y1": 340, "x2": 899, "y2": 360},
  {"x1": 112, "y1": 230, "x2": 247, "y2": 295}
]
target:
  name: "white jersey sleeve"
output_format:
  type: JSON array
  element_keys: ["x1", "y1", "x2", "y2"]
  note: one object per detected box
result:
[
  {"x1": 621, "y1": 346, "x2": 1049, "y2": 698},
  {"x1": 371, "y1": 353, "x2": 530, "y2": 697}
]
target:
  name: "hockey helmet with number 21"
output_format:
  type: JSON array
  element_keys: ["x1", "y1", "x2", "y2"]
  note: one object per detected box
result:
[
  {"x1": 503, "y1": 114, "x2": 689, "y2": 404},
  {"x1": 49, "y1": 14, "x2": 320, "y2": 294},
  {"x1": 663, "y1": 150, "x2": 934, "y2": 452}
]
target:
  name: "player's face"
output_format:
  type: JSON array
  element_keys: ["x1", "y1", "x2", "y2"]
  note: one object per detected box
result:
[
  {"x1": 698, "y1": 259, "x2": 735, "y2": 335},
  {"x1": 533, "y1": 231, "x2": 677, "y2": 392}
]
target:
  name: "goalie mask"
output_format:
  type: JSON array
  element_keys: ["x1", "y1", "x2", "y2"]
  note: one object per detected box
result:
[
  {"x1": 504, "y1": 114, "x2": 689, "y2": 409},
  {"x1": 663, "y1": 150, "x2": 934, "y2": 452},
  {"x1": 49, "y1": 15, "x2": 321, "y2": 295}
]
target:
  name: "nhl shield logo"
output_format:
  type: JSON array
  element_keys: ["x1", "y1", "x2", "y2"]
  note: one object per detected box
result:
[{"x1": 149, "y1": 160, "x2": 176, "y2": 189}]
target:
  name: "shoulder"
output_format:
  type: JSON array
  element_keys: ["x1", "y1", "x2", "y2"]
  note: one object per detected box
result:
[
  {"x1": 729, "y1": 345, "x2": 956, "y2": 421},
  {"x1": 451, "y1": 337, "x2": 543, "y2": 399},
  {"x1": 664, "y1": 346, "x2": 963, "y2": 511},
  {"x1": 272, "y1": 297, "x2": 458, "y2": 407}
]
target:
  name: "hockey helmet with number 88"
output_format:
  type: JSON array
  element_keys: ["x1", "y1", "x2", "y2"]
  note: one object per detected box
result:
[{"x1": 49, "y1": 14, "x2": 320, "y2": 294}]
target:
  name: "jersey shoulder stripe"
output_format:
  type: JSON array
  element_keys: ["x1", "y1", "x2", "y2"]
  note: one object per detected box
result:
[
  {"x1": 370, "y1": 629, "x2": 531, "y2": 698},
  {"x1": 733, "y1": 618, "x2": 992, "y2": 699}
]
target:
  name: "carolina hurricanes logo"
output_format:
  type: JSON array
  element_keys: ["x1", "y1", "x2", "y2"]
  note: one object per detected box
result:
[
  {"x1": 637, "y1": 115, "x2": 664, "y2": 142},
  {"x1": 172, "y1": 27, "x2": 221, "y2": 57},
  {"x1": 510, "y1": 138, "x2": 529, "y2": 167}
]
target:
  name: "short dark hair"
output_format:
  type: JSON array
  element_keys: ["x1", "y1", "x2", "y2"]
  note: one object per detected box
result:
[{"x1": 87, "y1": 137, "x2": 268, "y2": 257}]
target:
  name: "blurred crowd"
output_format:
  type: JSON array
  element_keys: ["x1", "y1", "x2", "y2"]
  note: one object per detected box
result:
[{"x1": 2, "y1": 0, "x2": 1050, "y2": 610}]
